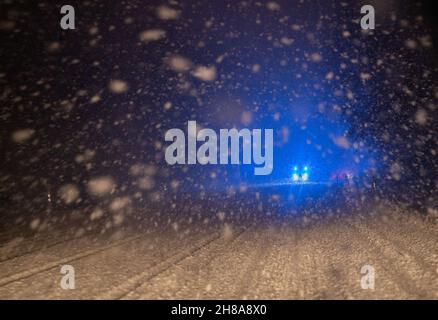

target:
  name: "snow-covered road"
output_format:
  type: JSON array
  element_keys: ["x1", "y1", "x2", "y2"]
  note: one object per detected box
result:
[{"x1": 0, "y1": 205, "x2": 437, "y2": 299}]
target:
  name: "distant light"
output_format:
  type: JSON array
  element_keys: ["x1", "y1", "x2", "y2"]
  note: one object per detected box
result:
[
  {"x1": 293, "y1": 166, "x2": 298, "y2": 171},
  {"x1": 302, "y1": 173, "x2": 309, "y2": 181},
  {"x1": 303, "y1": 166, "x2": 309, "y2": 171},
  {"x1": 292, "y1": 173, "x2": 299, "y2": 181}
]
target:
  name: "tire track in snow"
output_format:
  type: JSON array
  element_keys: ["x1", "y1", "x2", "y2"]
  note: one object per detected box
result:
[
  {"x1": 98, "y1": 232, "x2": 227, "y2": 299},
  {"x1": 0, "y1": 234, "x2": 143, "y2": 287},
  {"x1": 355, "y1": 217, "x2": 438, "y2": 273},
  {"x1": 115, "y1": 227, "x2": 249, "y2": 300},
  {"x1": 0, "y1": 233, "x2": 94, "y2": 264},
  {"x1": 347, "y1": 221, "x2": 438, "y2": 299}
]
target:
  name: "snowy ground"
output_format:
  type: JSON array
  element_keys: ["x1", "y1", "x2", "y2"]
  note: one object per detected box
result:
[{"x1": 0, "y1": 203, "x2": 437, "y2": 300}]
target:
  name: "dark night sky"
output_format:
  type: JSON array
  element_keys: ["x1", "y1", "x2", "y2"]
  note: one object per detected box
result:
[{"x1": 1, "y1": 0, "x2": 438, "y2": 207}]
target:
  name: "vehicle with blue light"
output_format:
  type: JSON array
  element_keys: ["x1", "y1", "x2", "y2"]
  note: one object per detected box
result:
[{"x1": 292, "y1": 165, "x2": 310, "y2": 182}]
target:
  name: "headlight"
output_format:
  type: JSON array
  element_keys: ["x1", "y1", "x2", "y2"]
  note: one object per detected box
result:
[
  {"x1": 292, "y1": 173, "x2": 299, "y2": 181},
  {"x1": 301, "y1": 173, "x2": 309, "y2": 181}
]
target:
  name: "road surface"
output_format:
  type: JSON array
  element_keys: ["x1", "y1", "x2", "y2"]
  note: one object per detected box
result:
[{"x1": 0, "y1": 203, "x2": 437, "y2": 299}]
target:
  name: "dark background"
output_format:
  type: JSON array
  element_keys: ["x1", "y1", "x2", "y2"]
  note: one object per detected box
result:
[{"x1": 1, "y1": 0, "x2": 438, "y2": 216}]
